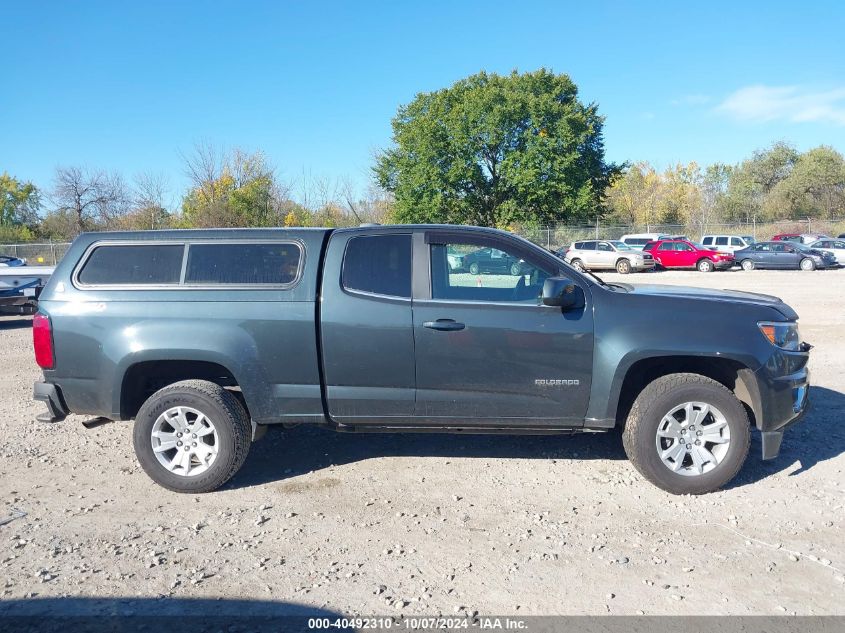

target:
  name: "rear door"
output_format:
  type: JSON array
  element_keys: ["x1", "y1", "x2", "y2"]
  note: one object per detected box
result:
[
  {"x1": 655, "y1": 241, "x2": 677, "y2": 266},
  {"x1": 320, "y1": 231, "x2": 416, "y2": 423},
  {"x1": 412, "y1": 230, "x2": 594, "y2": 426},
  {"x1": 595, "y1": 241, "x2": 616, "y2": 268}
]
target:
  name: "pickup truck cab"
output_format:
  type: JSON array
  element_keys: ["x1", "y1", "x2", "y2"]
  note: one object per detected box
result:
[{"x1": 33, "y1": 225, "x2": 811, "y2": 495}]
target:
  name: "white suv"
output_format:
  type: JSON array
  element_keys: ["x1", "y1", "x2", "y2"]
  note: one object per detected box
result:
[
  {"x1": 564, "y1": 240, "x2": 655, "y2": 274},
  {"x1": 701, "y1": 235, "x2": 755, "y2": 253}
]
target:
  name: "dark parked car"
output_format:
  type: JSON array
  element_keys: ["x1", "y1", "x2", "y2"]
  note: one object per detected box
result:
[
  {"x1": 734, "y1": 241, "x2": 836, "y2": 271},
  {"x1": 34, "y1": 225, "x2": 810, "y2": 496},
  {"x1": 460, "y1": 246, "x2": 527, "y2": 275},
  {"x1": 0, "y1": 255, "x2": 26, "y2": 267}
]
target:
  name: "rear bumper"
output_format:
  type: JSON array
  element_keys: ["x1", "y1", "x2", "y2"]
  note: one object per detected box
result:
[
  {"x1": 714, "y1": 260, "x2": 735, "y2": 270},
  {"x1": 33, "y1": 381, "x2": 69, "y2": 423}
]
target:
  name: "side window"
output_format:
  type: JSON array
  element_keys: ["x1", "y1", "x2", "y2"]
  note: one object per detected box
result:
[
  {"x1": 431, "y1": 239, "x2": 553, "y2": 303},
  {"x1": 77, "y1": 244, "x2": 184, "y2": 286},
  {"x1": 730, "y1": 237, "x2": 743, "y2": 246},
  {"x1": 835, "y1": 241, "x2": 845, "y2": 249},
  {"x1": 581, "y1": 241, "x2": 597, "y2": 250},
  {"x1": 342, "y1": 234, "x2": 412, "y2": 298},
  {"x1": 597, "y1": 242, "x2": 613, "y2": 252},
  {"x1": 643, "y1": 242, "x2": 656, "y2": 251},
  {"x1": 676, "y1": 243, "x2": 694, "y2": 251},
  {"x1": 573, "y1": 242, "x2": 584, "y2": 250},
  {"x1": 658, "y1": 242, "x2": 674, "y2": 251},
  {"x1": 715, "y1": 237, "x2": 728, "y2": 246},
  {"x1": 702, "y1": 237, "x2": 713, "y2": 245},
  {"x1": 185, "y1": 242, "x2": 302, "y2": 285}
]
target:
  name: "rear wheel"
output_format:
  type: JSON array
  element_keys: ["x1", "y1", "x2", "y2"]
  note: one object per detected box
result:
[
  {"x1": 570, "y1": 259, "x2": 585, "y2": 272},
  {"x1": 133, "y1": 380, "x2": 251, "y2": 493},
  {"x1": 616, "y1": 259, "x2": 631, "y2": 274},
  {"x1": 469, "y1": 262, "x2": 480, "y2": 275},
  {"x1": 697, "y1": 258, "x2": 714, "y2": 272},
  {"x1": 741, "y1": 259, "x2": 755, "y2": 271},
  {"x1": 622, "y1": 373, "x2": 750, "y2": 495},
  {"x1": 800, "y1": 257, "x2": 815, "y2": 271},
  {"x1": 510, "y1": 262, "x2": 522, "y2": 276}
]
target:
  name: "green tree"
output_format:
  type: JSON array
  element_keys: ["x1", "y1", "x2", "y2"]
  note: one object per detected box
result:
[
  {"x1": 769, "y1": 146, "x2": 845, "y2": 218},
  {"x1": 1, "y1": 172, "x2": 41, "y2": 228},
  {"x1": 375, "y1": 69, "x2": 618, "y2": 227},
  {"x1": 180, "y1": 145, "x2": 285, "y2": 228}
]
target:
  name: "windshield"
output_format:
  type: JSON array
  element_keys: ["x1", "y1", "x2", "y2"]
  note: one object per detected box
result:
[{"x1": 610, "y1": 241, "x2": 633, "y2": 251}]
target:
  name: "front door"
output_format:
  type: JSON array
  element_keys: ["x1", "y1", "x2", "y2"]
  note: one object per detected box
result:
[{"x1": 412, "y1": 231, "x2": 594, "y2": 426}]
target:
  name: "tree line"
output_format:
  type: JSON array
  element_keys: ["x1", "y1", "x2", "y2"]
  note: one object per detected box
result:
[{"x1": 3, "y1": 70, "x2": 845, "y2": 244}]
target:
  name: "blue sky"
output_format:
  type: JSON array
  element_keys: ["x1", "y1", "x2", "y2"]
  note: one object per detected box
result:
[{"x1": 2, "y1": 0, "x2": 844, "y2": 205}]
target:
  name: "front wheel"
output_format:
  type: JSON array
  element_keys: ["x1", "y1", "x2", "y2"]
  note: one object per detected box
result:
[
  {"x1": 697, "y1": 258, "x2": 714, "y2": 273},
  {"x1": 510, "y1": 262, "x2": 522, "y2": 276},
  {"x1": 468, "y1": 262, "x2": 480, "y2": 275},
  {"x1": 800, "y1": 258, "x2": 816, "y2": 271},
  {"x1": 741, "y1": 259, "x2": 755, "y2": 271},
  {"x1": 133, "y1": 380, "x2": 252, "y2": 493},
  {"x1": 622, "y1": 373, "x2": 750, "y2": 495},
  {"x1": 616, "y1": 259, "x2": 631, "y2": 274},
  {"x1": 570, "y1": 259, "x2": 585, "y2": 272}
]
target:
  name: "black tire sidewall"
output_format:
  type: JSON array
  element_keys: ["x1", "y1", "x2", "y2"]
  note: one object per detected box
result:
[
  {"x1": 698, "y1": 259, "x2": 713, "y2": 272},
  {"x1": 742, "y1": 259, "x2": 754, "y2": 271},
  {"x1": 133, "y1": 387, "x2": 242, "y2": 493},
  {"x1": 469, "y1": 263, "x2": 480, "y2": 275},
  {"x1": 630, "y1": 382, "x2": 749, "y2": 494},
  {"x1": 617, "y1": 260, "x2": 630, "y2": 274},
  {"x1": 800, "y1": 258, "x2": 815, "y2": 271}
]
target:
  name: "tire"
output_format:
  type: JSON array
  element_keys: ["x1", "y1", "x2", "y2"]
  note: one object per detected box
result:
[
  {"x1": 133, "y1": 380, "x2": 252, "y2": 493},
  {"x1": 570, "y1": 259, "x2": 585, "y2": 272},
  {"x1": 622, "y1": 373, "x2": 750, "y2": 495},
  {"x1": 800, "y1": 258, "x2": 815, "y2": 271},
  {"x1": 616, "y1": 259, "x2": 631, "y2": 274},
  {"x1": 469, "y1": 262, "x2": 480, "y2": 275},
  {"x1": 510, "y1": 262, "x2": 522, "y2": 276},
  {"x1": 697, "y1": 258, "x2": 714, "y2": 273},
  {"x1": 741, "y1": 259, "x2": 755, "y2": 271}
]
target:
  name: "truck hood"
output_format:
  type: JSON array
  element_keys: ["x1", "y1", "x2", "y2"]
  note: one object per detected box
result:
[{"x1": 617, "y1": 283, "x2": 799, "y2": 320}]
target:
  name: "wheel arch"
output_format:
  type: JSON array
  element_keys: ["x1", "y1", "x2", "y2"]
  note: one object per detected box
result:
[
  {"x1": 117, "y1": 357, "x2": 251, "y2": 421},
  {"x1": 612, "y1": 355, "x2": 762, "y2": 430}
]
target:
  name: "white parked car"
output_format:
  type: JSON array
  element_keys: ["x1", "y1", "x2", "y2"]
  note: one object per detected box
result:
[
  {"x1": 619, "y1": 233, "x2": 672, "y2": 250},
  {"x1": 563, "y1": 240, "x2": 655, "y2": 274},
  {"x1": 807, "y1": 238, "x2": 845, "y2": 263},
  {"x1": 800, "y1": 233, "x2": 831, "y2": 244},
  {"x1": 701, "y1": 235, "x2": 755, "y2": 253}
]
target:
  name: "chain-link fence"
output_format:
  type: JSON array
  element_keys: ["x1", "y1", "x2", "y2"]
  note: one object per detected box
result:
[
  {"x1": 0, "y1": 242, "x2": 72, "y2": 266},
  {"x1": 3, "y1": 217, "x2": 845, "y2": 265}
]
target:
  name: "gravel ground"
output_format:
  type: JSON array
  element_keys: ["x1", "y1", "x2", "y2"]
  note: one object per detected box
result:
[{"x1": 1, "y1": 268, "x2": 843, "y2": 616}]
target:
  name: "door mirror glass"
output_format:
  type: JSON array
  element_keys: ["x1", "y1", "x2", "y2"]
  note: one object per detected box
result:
[{"x1": 542, "y1": 277, "x2": 581, "y2": 309}]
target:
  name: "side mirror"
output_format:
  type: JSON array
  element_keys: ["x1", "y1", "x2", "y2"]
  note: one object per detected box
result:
[{"x1": 542, "y1": 277, "x2": 581, "y2": 310}]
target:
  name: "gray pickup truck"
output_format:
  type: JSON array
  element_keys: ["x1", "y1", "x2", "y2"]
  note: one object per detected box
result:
[{"x1": 32, "y1": 225, "x2": 810, "y2": 495}]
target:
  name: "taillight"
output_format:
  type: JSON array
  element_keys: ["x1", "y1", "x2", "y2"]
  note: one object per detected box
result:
[{"x1": 33, "y1": 313, "x2": 55, "y2": 369}]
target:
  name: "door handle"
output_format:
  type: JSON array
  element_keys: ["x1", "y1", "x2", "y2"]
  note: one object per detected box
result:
[{"x1": 423, "y1": 319, "x2": 466, "y2": 331}]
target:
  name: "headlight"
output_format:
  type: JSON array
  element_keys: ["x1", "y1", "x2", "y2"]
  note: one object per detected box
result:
[{"x1": 758, "y1": 321, "x2": 802, "y2": 351}]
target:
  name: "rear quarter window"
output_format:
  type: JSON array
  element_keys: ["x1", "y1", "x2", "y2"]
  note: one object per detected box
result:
[
  {"x1": 76, "y1": 244, "x2": 184, "y2": 286},
  {"x1": 342, "y1": 234, "x2": 412, "y2": 298}
]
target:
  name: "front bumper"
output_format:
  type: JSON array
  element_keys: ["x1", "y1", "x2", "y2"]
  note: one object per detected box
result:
[
  {"x1": 33, "y1": 381, "x2": 69, "y2": 423},
  {"x1": 754, "y1": 349, "x2": 811, "y2": 460}
]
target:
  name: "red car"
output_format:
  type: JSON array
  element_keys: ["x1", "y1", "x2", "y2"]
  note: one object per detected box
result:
[
  {"x1": 643, "y1": 239, "x2": 734, "y2": 272},
  {"x1": 771, "y1": 233, "x2": 802, "y2": 242}
]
